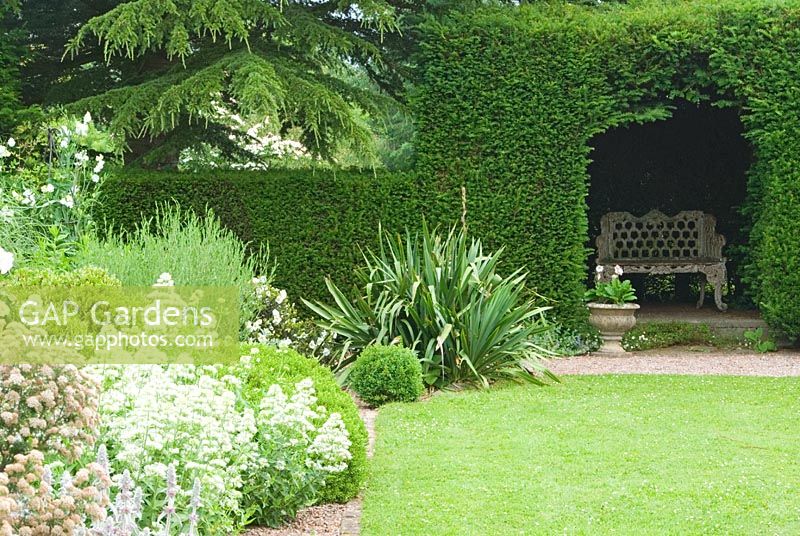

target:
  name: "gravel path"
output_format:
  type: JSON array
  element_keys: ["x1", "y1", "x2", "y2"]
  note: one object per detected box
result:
[
  {"x1": 244, "y1": 401, "x2": 377, "y2": 536},
  {"x1": 544, "y1": 347, "x2": 800, "y2": 376}
]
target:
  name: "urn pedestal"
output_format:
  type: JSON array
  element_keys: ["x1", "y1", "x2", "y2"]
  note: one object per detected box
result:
[{"x1": 587, "y1": 303, "x2": 640, "y2": 354}]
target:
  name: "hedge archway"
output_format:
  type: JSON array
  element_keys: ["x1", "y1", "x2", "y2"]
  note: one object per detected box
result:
[
  {"x1": 414, "y1": 1, "x2": 800, "y2": 339},
  {"x1": 586, "y1": 99, "x2": 752, "y2": 304}
]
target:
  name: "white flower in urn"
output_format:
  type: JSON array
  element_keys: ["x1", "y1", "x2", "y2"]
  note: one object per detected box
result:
[
  {"x1": 0, "y1": 247, "x2": 14, "y2": 275},
  {"x1": 595, "y1": 264, "x2": 604, "y2": 281},
  {"x1": 613, "y1": 265, "x2": 624, "y2": 277}
]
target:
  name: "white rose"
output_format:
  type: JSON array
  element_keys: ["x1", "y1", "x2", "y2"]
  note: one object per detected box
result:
[
  {"x1": 7, "y1": 138, "x2": 15, "y2": 147},
  {"x1": 0, "y1": 145, "x2": 9, "y2": 158},
  {"x1": 0, "y1": 247, "x2": 14, "y2": 275}
]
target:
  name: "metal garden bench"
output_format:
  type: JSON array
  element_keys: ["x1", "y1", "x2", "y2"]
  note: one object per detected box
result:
[{"x1": 595, "y1": 210, "x2": 728, "y2": 311}]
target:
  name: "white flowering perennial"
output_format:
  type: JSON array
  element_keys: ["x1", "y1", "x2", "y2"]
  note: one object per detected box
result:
[
  {"x1": 88, "y1": 365, "x2": 257, "y2": 519},
  {"x1": 245, "y1": 278, "x2": 336, "y2": 361},
  {"x1": 257, "y1": 379, "x2": 352, "y2": 475},
  {"x1": 84, "y1": 446, "x2": 203, "y2": 535},
  {"x1": 87, "y1": 362, "x2": 351, "y2": 530}
]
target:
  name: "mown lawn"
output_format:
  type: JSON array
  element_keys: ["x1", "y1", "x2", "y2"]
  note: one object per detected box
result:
[{"x1": 362, "y1": 375, "x2": 800, "y2": 535}]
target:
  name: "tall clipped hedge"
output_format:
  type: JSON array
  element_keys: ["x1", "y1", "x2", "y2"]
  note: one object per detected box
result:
[
  {"x1": 414, "y1": 1, "x2": 800, "y2": 338},
  {"x1": 95, "y1": 170, "x2": 458, "y2": 304}
]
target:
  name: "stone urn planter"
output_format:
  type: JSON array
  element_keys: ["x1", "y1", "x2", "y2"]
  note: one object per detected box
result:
[{"x1": 587, "y1": 302, "x2": 640, "y2": 354}]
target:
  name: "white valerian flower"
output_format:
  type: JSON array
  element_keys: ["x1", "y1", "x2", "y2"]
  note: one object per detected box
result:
[
  {"x1": 0, "y1": 145, "x2": 9, "y2": 158},
  {"x1": 91, "y1": 173, "x2": 100, "y2": 183},
  {"x1": 40, "y1": 183, "x2": 55, "y2": 194},
  {"x1": 7, "y1": 137, "x2": 15, "y2": 147},
  {"x1": 75, "y1": 150, "x2": 89, "y2": 164},
  {"x1": 614, "y1": 265, "x2": 624, "y2": 276},
  {"x1": 59, "y1": 137, "x2": 69, "y2": 148},
  {"x1": 94, "y1": 154, "x2": 105, "y2": 173},
  {"x1": 0, "y1": 246, "x2": 14, "y2": 275},
  {"x1": 59, "y1": 195, "x2": 74, "y2": 208}
]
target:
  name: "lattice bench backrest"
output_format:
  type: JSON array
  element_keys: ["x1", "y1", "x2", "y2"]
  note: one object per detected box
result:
[{"x1": 597, "y1": 210, "x2": 725, "y2": 262}]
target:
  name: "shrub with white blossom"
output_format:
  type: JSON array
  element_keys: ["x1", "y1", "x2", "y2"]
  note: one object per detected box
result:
[
  {"x1": 245, "y1": 277, "x2": 336, "y2": 363},
  {"x1": 0, "y1": 114, "x2": 118, "y2": 267}
]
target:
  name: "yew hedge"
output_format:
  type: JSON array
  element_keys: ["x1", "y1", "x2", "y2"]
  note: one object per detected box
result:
[{"x1": 414, "y1": 0, "x2": 800, "y2": 337}]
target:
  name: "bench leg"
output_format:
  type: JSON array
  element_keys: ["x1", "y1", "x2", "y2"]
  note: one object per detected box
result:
[
  {"x1": 701, "y1": 264, "x2": 728, "y2": 312},
  {"x1": 696, "y1": 273, "x2": 707, "y2": 309}
]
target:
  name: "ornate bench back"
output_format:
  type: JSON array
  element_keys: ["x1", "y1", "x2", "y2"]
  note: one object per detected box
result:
[{"x1": 597, "y1": 210, "x2": 725, "y2": 263}]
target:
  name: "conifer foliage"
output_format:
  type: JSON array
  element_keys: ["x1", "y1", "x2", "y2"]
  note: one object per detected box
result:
[{"x1": 64, "y1": 0, "x2": 400, "y2": 160}]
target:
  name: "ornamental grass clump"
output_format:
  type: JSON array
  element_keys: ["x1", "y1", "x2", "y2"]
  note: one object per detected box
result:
[
  {"x1": 75, "y1": 203, "x2": 273, "y2": 330},
  {"x1": 305, "y1": 224, "x2": 556, "y2": 389},
  {"x1": 348, "y1": 345, "x2": 424, "y2": 407}
]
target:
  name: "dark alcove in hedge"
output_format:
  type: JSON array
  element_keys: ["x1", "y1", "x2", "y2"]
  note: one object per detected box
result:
[{"x1": 587, "y1": 100, "x2": 752, "y2": 304}]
